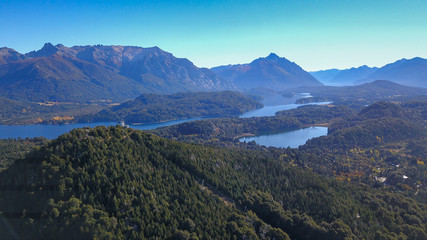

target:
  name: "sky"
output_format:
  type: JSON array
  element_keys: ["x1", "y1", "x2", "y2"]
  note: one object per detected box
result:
[{"x1": 1, "y1": 0, "x2": 427, "y2": 71}]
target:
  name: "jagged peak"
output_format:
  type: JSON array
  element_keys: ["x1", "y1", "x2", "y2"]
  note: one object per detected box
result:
[
  {"x1": 43, "y1": 42, "x2": 55, "y2": 48},
  {"x1": 40, "y1": 42, "x2": 59, "y2": 53},
  {"x1": 266, "y1": 52, "x2": 280, "y2": 60},
  {"x1": 263, "y1": 53, "x2": 296, "y2": 65},
  {"x1": 26, "y1": 43, "x2": 60, "y2": 58}
]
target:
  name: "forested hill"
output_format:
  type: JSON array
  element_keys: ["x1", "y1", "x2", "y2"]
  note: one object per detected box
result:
[
  {"x1": 84, "y1": 91, "x2": 263, "y2": 124},
  {"x1": 0, "y1": 127, "x2": 288, "y2": 240},
  {"x1": 151, "y1": 104, "x2": 355, "y2": 146},
  {"x1": 298, "y1": 100, "x2": 427, "y2": 203},
  {"x1": 306, "y1": 101, "x2": 426, "y2": 150},
  {"x1": 0, "y1": 137, "x2": 47, "y2": 172},
  {"x1": 1, "y1": 126, "x2": 426, "y2": 239},
  {"x1": 151, "y1": 99, "x2": 427, "y2": 205}
]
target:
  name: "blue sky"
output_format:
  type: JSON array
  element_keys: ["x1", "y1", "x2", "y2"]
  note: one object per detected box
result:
[{"x1": 1, "y1": 0, "x2": 426, "y2": 71}]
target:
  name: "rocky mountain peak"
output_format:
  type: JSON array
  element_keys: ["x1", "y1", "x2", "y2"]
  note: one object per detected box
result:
[
  {"x1": 266, "y1": 52, "x2": 280, "y2": 60},
  {"x1": 25, "y1": 42, "x2": 61, "y2": 58},
  {"x1": 0, "y1": 47, "x2": 27, "y2": 64}
]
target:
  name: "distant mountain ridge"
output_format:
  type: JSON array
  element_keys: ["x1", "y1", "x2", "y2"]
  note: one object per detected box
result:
[
  {"x1": 289, "y1": 80, "x2": 427, "y2": 109},
  {"x1": 212, "y1": 53, "x2": 323, "y2": 91},
  {"x1": 311, "y1": 57, "x2": 427, "y2": 88},
  {"x1": 355, "y1": 57, "x2": 427, "y2": 88},
  {"x1": 5, "y1": 43, "x2": 424, "y2": 104},
  {"x1": 311, "y1": 65, "x2": 378, "y2": 86},
  {"x1": 0, "y1": 43, "x2": 233, "y2": 103}
]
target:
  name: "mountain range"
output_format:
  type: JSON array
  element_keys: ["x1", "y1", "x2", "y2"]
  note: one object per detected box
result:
[
  {"x1": 355, "y1": 57, "x2": 427, "y2": 87},
  {"x1": 310, "y1": 65, "x2": 378, "y2": 86},
  {"x1": 0, "y1": 44, "x2": 325, "y2": 104},
  {"x1": 311, "y1": 57, "x2": 427, "y2": 88},
  {"x1": 1, "y1": 43, "x2": 426, "y2": 104},
  {"x1": 292, "y1": 80, "x2": 427, "y2": 100},
  {"x1": 212, "y1": 53, "x2": 323, "y2": 92},
  {"x1": 0, "y1": 43, "x2": 232, "y2": 103}
]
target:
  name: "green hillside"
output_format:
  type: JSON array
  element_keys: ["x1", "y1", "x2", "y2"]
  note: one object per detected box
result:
[{"x1": 0, "y1": 126, "x2": 425, "y2": 239}]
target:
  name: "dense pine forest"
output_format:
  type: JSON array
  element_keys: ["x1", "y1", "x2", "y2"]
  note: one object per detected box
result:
[
  {"x1": 0, "y1": 123, "x2": 426, "y2": 239},
  {"x1": 0, "y1": 137, "x2": 47, "y2": 171},
  {"x1": 0, "y1": 93, "x2": 426, "y2": 239},
  {"x1": 152, "y1": 97, "x2": 427, "y2": 203}
]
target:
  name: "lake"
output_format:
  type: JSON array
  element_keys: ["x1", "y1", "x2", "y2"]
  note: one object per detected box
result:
[
  {"x1": 239, "y1": 127, "x2": 328, "y2": 148},
  {"x1": 0, "y1": 118, "x2": 202, "y2": 139},
  {"x1": 0, "y1": 93, "x2": 329, "y2": 140},
  {"x1": 240, "y1": 93, "x2": 330, "y2": 118},
  {"x1": 239, "y1": 101, "x2": 331, "y2": 118}
]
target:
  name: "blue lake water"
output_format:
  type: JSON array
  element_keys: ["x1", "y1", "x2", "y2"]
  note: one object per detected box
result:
[
  {"x1": 0, "y1": 93, "x2": 330, "y2": 140},
  {"x1": 240, "y1": 93, "x2": 330, "y2": 118},
  {"x1": 239, "y1": 101, "x2": 331, "y2": 118},
  {"x1": 0, "y1": 118, "x2": 202, "y2": 139},
  {"x1": 239, "y1": 127, "x2": 328, "y2": 148}
]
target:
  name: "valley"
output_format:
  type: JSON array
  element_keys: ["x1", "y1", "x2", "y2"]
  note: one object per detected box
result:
[
  {"x1": 0, "y1": 44, "x2": 426, "y2": 240},
  {"x1": 3, "y1": 0, "x2": 427, "y2": 238}
]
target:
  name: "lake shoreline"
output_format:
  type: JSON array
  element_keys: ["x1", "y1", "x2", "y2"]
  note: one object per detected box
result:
[
  {"x1": 0, "y1": 94, "x2": 330, "y2": 140},
  {"x1": 239, "y1": 126, "x2": 328, "y2": 149}
]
